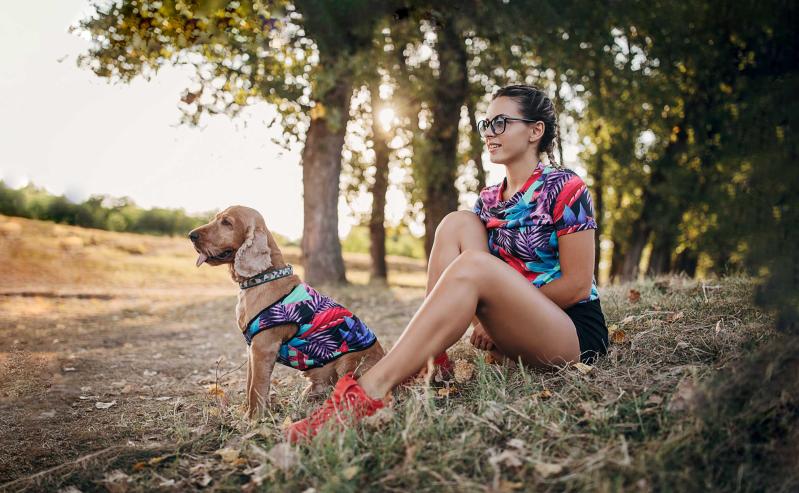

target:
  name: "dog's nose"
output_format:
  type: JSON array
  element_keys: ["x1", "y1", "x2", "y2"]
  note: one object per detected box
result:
[{"x1": 188, "y1": 231, "x2": 199, "y2": 242}]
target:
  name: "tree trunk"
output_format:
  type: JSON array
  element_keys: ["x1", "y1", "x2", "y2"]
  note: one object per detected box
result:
[
  {"x1": 300, "y1": 78, "x2": 352, "y2": 285},
  {"x1": 647, "y1": 231, "x2": 674, "y2": 276},
  {"x1": 467, "y1": 95, "x2": 487, "y2": 191},
  {"x1": 369, "y1": 79, "x2": 390, "y2": 282},
  {"x1": 674, "y1": 248, "x2": 699, "y2": 277},
  {"x1": 423, "y1": 15, "x2": 468, "y2": 259},
  {"x1": 620, "y1": 218, "x2": 651, "y2": 282}
]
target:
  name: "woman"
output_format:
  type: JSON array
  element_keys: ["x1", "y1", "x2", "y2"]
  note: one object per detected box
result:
[{"x1": 287, "y1": 84, "x2": 608, "y2": 442}]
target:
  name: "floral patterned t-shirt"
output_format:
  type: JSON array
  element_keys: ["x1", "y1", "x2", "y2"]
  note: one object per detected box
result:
[{"x1": 472, "y1": 161, "x2": 599, "y2": 304}]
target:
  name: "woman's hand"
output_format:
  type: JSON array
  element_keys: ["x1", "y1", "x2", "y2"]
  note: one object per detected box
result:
[{"x1": 470, "y1": 320, "x2": 495, "y2": 351}]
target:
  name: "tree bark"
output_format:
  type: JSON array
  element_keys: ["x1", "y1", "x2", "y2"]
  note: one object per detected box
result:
[
  {"x1": 647, "y1": 231, "x2": 675, "y2": 276},
  {"x1": 369, "y1": 79, "x2": 390, "y2": 282},
  {"x1": 423, "y1": 15, "x2": 468, "y2": 259},
  {"x1": 620, "y1": 218, "x2": 651, "y2": 282},
  {"x1": 466, "y1": 95, "x2": 487, "y2": 191},
  {"x1": 300, "y1": 78, "x2": 352, "y2": 286}
]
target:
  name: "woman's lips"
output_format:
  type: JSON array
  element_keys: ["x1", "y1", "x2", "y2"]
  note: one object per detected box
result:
[{"x1": 488, "y1": 143, "x2": 502, "y2": 153}]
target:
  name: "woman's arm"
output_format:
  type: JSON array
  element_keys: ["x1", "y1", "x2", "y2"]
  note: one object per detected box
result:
[{"x1": 538, "y1": 229, "x2": 596, "y2": 309}]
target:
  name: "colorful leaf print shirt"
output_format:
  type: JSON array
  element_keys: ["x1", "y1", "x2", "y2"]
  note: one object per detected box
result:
[
  {"x1": 244, "y1": 283, "x2": 377, "y2": 370},
  {"x1": 472, "y1": 161, "x2": 600, "y2": 304}
]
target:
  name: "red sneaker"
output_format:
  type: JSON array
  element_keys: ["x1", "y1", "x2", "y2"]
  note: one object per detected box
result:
[{"x1": 285, "y1": 373, "x2": 384, "y2": 443}]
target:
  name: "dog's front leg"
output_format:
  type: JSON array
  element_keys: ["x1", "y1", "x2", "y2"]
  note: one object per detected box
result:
[{"x1": 246, "y1": 329, "x2": 284, "y2": 419}]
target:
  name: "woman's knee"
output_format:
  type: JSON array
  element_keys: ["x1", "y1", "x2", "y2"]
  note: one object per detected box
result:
[
  {"x1": 434, "y1": 210, "x2": 487, "y2": 248},
  {"x1": 446, "y1": 249, "x2": 496, "y2": 283}
]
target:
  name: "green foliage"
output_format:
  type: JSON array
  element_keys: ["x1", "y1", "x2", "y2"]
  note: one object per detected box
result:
[
  {"x1": 341, "y1": 224, "x2": 425, "y2": 259},
  {"x1": 0, "y1": 180, "x2": 212, "y2": 236}
]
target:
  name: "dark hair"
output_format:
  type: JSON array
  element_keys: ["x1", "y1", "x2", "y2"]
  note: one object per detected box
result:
[{"x1": 492, "y1": 85, "x2": 560, "y2": 167}]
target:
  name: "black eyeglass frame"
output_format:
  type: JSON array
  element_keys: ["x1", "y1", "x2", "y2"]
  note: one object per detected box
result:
[{"x1": 477, "y1": 115, "x2": 540, "y2": 137}]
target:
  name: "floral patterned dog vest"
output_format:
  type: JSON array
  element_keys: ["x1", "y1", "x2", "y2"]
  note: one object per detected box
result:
[{"x1": 244, "y1": 283, "x2": 377, "y2": 370}]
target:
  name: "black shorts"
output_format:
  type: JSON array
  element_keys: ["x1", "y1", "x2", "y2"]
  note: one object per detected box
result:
[{"x1": 565, "y1": 299, "x2": 608, "y2": 364}]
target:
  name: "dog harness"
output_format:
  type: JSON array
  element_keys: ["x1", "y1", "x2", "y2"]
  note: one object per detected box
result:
[{"x1": 243, "y1": 282, "x2": 377, "y2": 371}]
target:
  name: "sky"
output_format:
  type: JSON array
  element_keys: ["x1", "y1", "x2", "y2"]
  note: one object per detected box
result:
[{"x1": 1, "y1": 0, "x2": 308, "y2": 239}]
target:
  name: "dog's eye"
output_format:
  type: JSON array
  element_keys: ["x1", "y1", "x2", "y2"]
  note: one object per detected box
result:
[{"x1": 221, "y1": 217, "x2": 232, "y2": 227}]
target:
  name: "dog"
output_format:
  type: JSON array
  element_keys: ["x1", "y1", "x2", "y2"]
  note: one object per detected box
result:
[{"x1": 188, "y1": 205, "x2": 385, "y2": 418}]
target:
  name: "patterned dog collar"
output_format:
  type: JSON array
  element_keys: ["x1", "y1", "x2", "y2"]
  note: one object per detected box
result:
[{"x1": 239, "y1": 264, "x2": 294, "y2": 289}]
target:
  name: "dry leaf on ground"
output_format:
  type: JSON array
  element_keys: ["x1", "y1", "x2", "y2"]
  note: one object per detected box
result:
[
  {"x1": 573, "y1": 362, "x2": 594, "y2": 375},
  {"x1": 534, "y1": 462, "x2": 563, "y2": 478},
  {"x1": 95, "y1": 400, "x2": 116, "y2": 409},
  {"x1": 216, "y1": 447, "x2": 240, "y2": 463},
  {"x1": 342, "y1": 465, "x2": 359, "y2": 480},
  {"x1": 627, "y1": 289, "x2": 641, "y2": 303},
  {"x1": 267, "y1": 443, "x2": 298, "y2": 471},
  {"x1": 363, "y1": 406, "x2": 395, "y2": 429},
  {"x1": 453, "y1": 359, "x2": 475, "y2": 383},
  {"x1": 667, "y1": 376, "x2": 697, "y2": 412}
]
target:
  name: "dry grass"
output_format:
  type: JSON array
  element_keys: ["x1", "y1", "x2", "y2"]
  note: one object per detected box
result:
[{"x1": 0, "y1": 216, "x2": 787, "y2": 492}]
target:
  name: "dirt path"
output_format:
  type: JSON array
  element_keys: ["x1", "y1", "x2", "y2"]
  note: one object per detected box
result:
[{"x1": 0, "y1": 281, "x2": 425, "y2": 486}]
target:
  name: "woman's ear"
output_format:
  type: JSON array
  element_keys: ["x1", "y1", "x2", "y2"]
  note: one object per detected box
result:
[
  {"x1": 529, "y1": 121, "x2": 545, "y2": 142},
  {"x1": 234, "y1": 224, "x2": 272, "y2": 278}
]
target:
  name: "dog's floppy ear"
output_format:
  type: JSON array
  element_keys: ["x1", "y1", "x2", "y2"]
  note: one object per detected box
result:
[{"x1": 234, "y1": 222, "x2": 272, "y2": 278}]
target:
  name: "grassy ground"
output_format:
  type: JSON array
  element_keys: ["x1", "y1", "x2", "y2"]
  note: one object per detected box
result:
[{"x1": 0, "y1": 214, "x2": 783, "y2": 492}]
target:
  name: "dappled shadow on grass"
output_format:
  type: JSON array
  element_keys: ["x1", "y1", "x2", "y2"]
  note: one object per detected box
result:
[{"x1": 2, "y1": 275, "x2": 780, "y2": 492}]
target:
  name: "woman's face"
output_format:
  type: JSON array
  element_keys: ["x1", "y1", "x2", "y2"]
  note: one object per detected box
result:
[{"x1": 482, "y1": 96, "x2": 543, "y2": 165}]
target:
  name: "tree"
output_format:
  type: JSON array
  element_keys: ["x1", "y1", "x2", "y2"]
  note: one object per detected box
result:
[{"x1": 75, "y1": 0, "x2": 395, "y2": 284}]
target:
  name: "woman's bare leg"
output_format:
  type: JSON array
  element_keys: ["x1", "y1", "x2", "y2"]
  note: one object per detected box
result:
[
  {"x1": 358, "y1": 250, "x2": 581, "y2": 399},
  {"x1": 425, "y1": 211, "x2": 489, "y2": 296}
]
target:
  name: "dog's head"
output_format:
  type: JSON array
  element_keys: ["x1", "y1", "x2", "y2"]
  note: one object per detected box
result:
[{"x1": 188, "y1": 205, "x2": 274, "y2": 278}]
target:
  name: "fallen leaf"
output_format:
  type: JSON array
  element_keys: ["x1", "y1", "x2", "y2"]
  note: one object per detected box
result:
[
  {"x1": 363, "y1": 406, "x2": 395, "y2": 429},
  {"x1": 453, "y1": 359, "x2": 475, "y2": 383},
  {"x1": 572, "y1": 362, "x2": 594, "y2": 375},
  {"x1": 342, "y1": 465, "x2": 359, "y2": 480},
  {"x1": 95, "y1": 400, "x2": 117, "y2": 409},
  {"x1": 488, "y1": 448, "x2": 523, "y2": 468},
  {"x1": 57, "y1": 486, "x2": 83, "y2": 493},
  {"x1": 609, "y1": 325, "x2": 626, "y2": 344},
  {"x1": 620, "y1": 315, "x2": 637, "y2": 325},
  {"x1": 534, "y1": 462, "x2": 563, "y2": 478},
  {"x1": 537, "y1": 388, "x2": 553, "y2": 400},
  {"x1": 437, "y1": 386, "x2": 458, "y2": 397},
  {"x1": 506, "y1": 438, "x2": 526, "y2": 450},
  {"x1": 207, "y1": 384, "x2": 225, "y2": 397},
  {"x1": 132, "y1": 461, "x2": 147, "y2": 471},
  {"x1": 143, "y1": 370, "x2": 157, "y2": 377},
  {"x1": 668, "y1": 311, "x2": 684, "y2": 323},
  {"x1": 627, "y1": 289, "x2": 641, "y2": 303},
  {"x1": 102, "y1": 470, "x2": 130, "y2": 493},
  {"x1": 499, "y1": 480, "x2": 524, "y2": 492},
  {"x1": 715, "y1": 320, "x2": 723, "y2": 334},
  {"x1": 216, "y1": 447, "x2": 240, "y2": 463},
  {"x1": 667, "y1": 377, "x2": 697, "y2": 413},
  {"x1": 266, "y1": 443, "x2": 298, "y2": 472}
]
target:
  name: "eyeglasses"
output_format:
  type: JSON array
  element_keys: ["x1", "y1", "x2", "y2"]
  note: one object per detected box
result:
[{"x1": 477, "y1": 115, "x2": 539, "y2": 137}]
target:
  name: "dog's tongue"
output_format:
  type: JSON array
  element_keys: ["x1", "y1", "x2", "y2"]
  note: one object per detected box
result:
[{"x1": 195, "y1": 253, "x2": 208, "y2": 267}]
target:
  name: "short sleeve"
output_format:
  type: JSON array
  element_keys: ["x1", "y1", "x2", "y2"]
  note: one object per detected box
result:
[
  {"x1": 551, "y1": 173, "x2": 597, "y2": 237},
  {"x1": 472, "y1": 195, "x2": 483, "y2": 215}
]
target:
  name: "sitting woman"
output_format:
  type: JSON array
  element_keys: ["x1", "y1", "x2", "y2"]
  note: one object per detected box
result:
[{"x1": 287, "y1": 84, "x2": 608, "y2": 441}]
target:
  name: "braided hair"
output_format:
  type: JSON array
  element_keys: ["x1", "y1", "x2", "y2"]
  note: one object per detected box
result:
[{"x1": 492, "y1": 85, "x2": 561, "y2": 167}]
